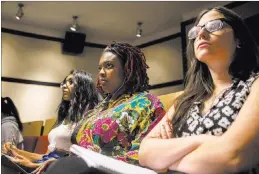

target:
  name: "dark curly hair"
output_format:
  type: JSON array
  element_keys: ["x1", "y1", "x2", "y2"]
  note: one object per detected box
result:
[
  {"x1": 56, "y1": 70, "x2": 99, "y2": 126},
  {"x1": 96, "y1": 42, "x2": 150, "y2": 95},
  {"x1": 1, "y1": 97, "x2": 23, "y2": 131}
]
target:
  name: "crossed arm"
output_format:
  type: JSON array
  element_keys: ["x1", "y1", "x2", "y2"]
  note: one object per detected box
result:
[{"x1": 139, "y1": 78, "x2": 259, "y2": 173}]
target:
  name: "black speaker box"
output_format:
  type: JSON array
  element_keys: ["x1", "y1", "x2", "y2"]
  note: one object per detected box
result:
[{"x1": 62, "y1": 31, "x2": 86, "y2": 54}]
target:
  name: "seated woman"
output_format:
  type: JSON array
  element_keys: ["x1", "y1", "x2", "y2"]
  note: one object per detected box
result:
[
  {"x1": 139, "y1": 6, "x2": 259, "y2": 174},
  {"x1": 3, "y1": 70, "x2": 99, "y2": 170},
  {"x1": 2, "y1": 97, "x2": 24, "y2": 150},
  {"x1": 44, "y1": 42, "x2": 166, "y2": 174}
]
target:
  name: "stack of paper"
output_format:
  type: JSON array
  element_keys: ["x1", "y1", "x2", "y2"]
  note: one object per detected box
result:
[{"x1": 70, "y1": 145, "x2": 157, "y2": 174}]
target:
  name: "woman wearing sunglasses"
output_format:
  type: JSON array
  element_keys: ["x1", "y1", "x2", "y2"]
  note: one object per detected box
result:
[
  {"x1": 139, "y1": 6, "x2": 259, "y2": 174},
  {"x1": 3, "y1": 70, "x2": 99, "y2": 172}
]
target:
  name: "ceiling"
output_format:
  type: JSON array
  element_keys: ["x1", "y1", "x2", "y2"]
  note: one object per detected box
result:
[{"x1": 2, "y1": 1, "x2": 229, "y2": 45}]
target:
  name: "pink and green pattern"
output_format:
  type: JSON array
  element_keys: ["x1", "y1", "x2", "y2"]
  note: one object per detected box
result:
[{"x1": 72, "y1": 92, "x2": 166, "y2": 164}]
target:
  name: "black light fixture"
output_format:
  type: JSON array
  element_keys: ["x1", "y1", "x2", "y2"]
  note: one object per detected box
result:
[
  {"x1": 136, "y1": 22, "x2": 143, "y2": 37},
  {"x1": 16, "y1": 3, "x2": 24, "y2": 20},
  {"x1": 70, "y1": 16, "x2": 79, "y2": 31}
]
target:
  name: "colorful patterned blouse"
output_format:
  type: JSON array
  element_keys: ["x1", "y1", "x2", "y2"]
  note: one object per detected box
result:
[{"x1": 71, "y1": 92, "x2": 165, "y2": 164}]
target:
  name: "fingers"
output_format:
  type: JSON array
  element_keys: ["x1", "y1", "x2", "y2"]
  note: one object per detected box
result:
[
  {"x1": 9, "y1": 150, "x2": 18, "y2": 157},
  {"x1": 37, "y1": 165, "x2": 45, "y2": 174},
  {"x1": 165, "y1": 121, "x2": 173, "y2": 138},
  {"x1": 4, "y1": 142, "x2": 13, "y2": 149},
  {"x1": 11, "y1": 158, "x2": 21, "y2": 164},
  {"x1": 11, "y1": 155, "x2": 23, "y2": 164},
  {"x1": 32, "y1": 166, "x2": 40, "y2": 174},
  {"x1": 13, "y1": 153, "x2": 25, "y2": 160},
  {"x1": 36, "y1": 162, "x2": 48, "y2": 174},
  {"x1": 3, "y1": 143, "x2": 10, "y2": 152},
  {"x1": 34, "y1": 159, "x2": 55, "y2": 174},
  {"x1": 160, "y1": 123, "x2": 167, "y2": 139},
  {"x1": 3, "y1": 142, "x2": 16, "y2": 155},
  {"x1": 160, "y1": 120, "x2": 173, "y2": 139},
  {"x1": 2, "y1": 146, "x2": 8, "y2": 154}
]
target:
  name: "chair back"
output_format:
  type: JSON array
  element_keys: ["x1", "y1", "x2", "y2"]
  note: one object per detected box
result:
[
  {"x1": 158, "y1": 91, "x2": 183, "y2": 112},
  {"x1": 22, "y1": 121, "x2": 43, "y2": 136},
  {"x1": 43, "y1": 118, "x2": 57, "y2": 135}
]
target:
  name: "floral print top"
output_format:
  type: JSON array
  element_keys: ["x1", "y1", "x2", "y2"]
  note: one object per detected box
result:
[
  {"x1": 176, "y1": 72, "x2": 259, "y2": 174},
  {"x1": 177, "y1": 72, "x2": 259, "y2": 137},
  {"x1": 71, "y1": 92, "x2": 165, "y2": 164}
]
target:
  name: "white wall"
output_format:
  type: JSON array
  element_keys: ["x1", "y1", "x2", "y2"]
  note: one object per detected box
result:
[
  {"x1": 2, "y1": 82, "x2": 61, "y2": 123},
  {"x1": 2, "y1": 33, "x2": 103, "y2": 122},
  {"x1": 2, "y1": 33, "x2": 103, "y2": 82},
  {"x1": 142, "y1": 38, "x2": 184, "y2": 96}
]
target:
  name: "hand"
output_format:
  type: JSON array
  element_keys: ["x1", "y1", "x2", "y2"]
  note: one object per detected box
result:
[
  {"x1": 159, "y1": 119, "x2": 173, "y2": 139},
  {"x1": 2, "y1": 142, "x2": 17, "y2": 155},
  {"x1": 11, "y1": 154, "x2": 36, "y2": 168},
  {"x1": 32, "y1": 158, "x2": 57, "y2": 174}
]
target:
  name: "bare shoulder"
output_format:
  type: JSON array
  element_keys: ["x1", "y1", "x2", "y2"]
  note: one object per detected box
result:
[{"x1": 250, "y1": 76, "x2": 259, "y2": 91}]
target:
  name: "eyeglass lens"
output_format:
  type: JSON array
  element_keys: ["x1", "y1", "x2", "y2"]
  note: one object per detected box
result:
[
  {"x1": 60, "y1": 78, "x2": 73, "y2": 87},
  {"x1": 188, "y1": 19, "x2": 223, "y2": 40}
]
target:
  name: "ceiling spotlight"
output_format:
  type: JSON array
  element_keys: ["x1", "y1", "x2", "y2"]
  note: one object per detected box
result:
[
  {"x1": 16, "y1": 3, "x2": 24, "y2": 20},
  {"x1": 70, "y1": 16, "x2": 79, "y2": 31},
  {"x1": 136, "y1": 22, "x2": 143, "y2": 37}
]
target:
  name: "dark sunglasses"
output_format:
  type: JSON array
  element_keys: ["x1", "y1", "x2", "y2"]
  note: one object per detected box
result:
[
  {"x1": 188, "y1": 18, "x2": 228, "y2": 40},
  {"x1": 60, "y1": 78, "x2": 73, "y2": 87}
]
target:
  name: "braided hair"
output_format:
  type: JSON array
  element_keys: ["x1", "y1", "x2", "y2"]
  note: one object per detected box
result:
[{"x1": 97, "y1": 42, "x2": 150, "y2": 95}]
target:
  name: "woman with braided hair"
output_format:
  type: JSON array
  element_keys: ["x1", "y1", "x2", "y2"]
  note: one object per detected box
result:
[{"x1": 44, "y1": 42, "x2": 166, "y2": 174}]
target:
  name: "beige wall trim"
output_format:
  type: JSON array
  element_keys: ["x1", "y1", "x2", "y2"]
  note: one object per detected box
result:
[
  {"x1": 1, "y1": 27, "x2": 107, "y2": 49},
  {"x1": 137, "y1": 32, "x2": 181, "y2": 49},
  {"x1": 2, "y1": 76, "x2": 184, "y2": 90},
  {"x1": 149, "y1": 79, "x2": 183, "y2": 90},
  {"x1": 2, "y1": 77, "x2": 60, "y2": 88}
]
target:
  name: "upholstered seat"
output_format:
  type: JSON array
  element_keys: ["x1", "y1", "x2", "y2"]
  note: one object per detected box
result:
[{"x1": 158, "y1": 91, "x2": 183, "y2": 112}]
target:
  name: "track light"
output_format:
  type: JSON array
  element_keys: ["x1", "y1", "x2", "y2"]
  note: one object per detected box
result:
[
  {"x1": 136, "y1": 22, "x2": 143, "y2": 37},
  {"x1": 70, "y1": 16, "x2": 79, "y2": 31},
  {"x1": 16, "y1": 3, "x2": 24, "y2": 20}
]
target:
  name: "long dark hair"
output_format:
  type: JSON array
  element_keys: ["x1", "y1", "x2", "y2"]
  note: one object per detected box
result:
[
  {"x1": 172, "y1": 6, "x2": 259, "y2": 135},
  {"x1": 96, "y1": 42, "x2": 150, "y2": 96},
  {"x1": 56, "y1": 70, "x2": 99, "y2": 126},
  {"x1": 1, "y1": 97, "x2": 23, "y2": 131}
]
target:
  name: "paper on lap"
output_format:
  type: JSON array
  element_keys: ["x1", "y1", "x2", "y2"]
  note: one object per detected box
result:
[{"x1": 70, "y1": 145, "x2": 157, "y2": 174}]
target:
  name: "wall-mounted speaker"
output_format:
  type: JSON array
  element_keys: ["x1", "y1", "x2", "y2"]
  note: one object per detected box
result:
[{"x1": 62, "y1": 31, "x2": 86, "y2": 54}]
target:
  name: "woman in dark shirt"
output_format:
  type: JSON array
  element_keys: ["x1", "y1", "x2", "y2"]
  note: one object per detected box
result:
[{"x1": 139, "y1": 6, "x2": 259, "y2": 174}]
